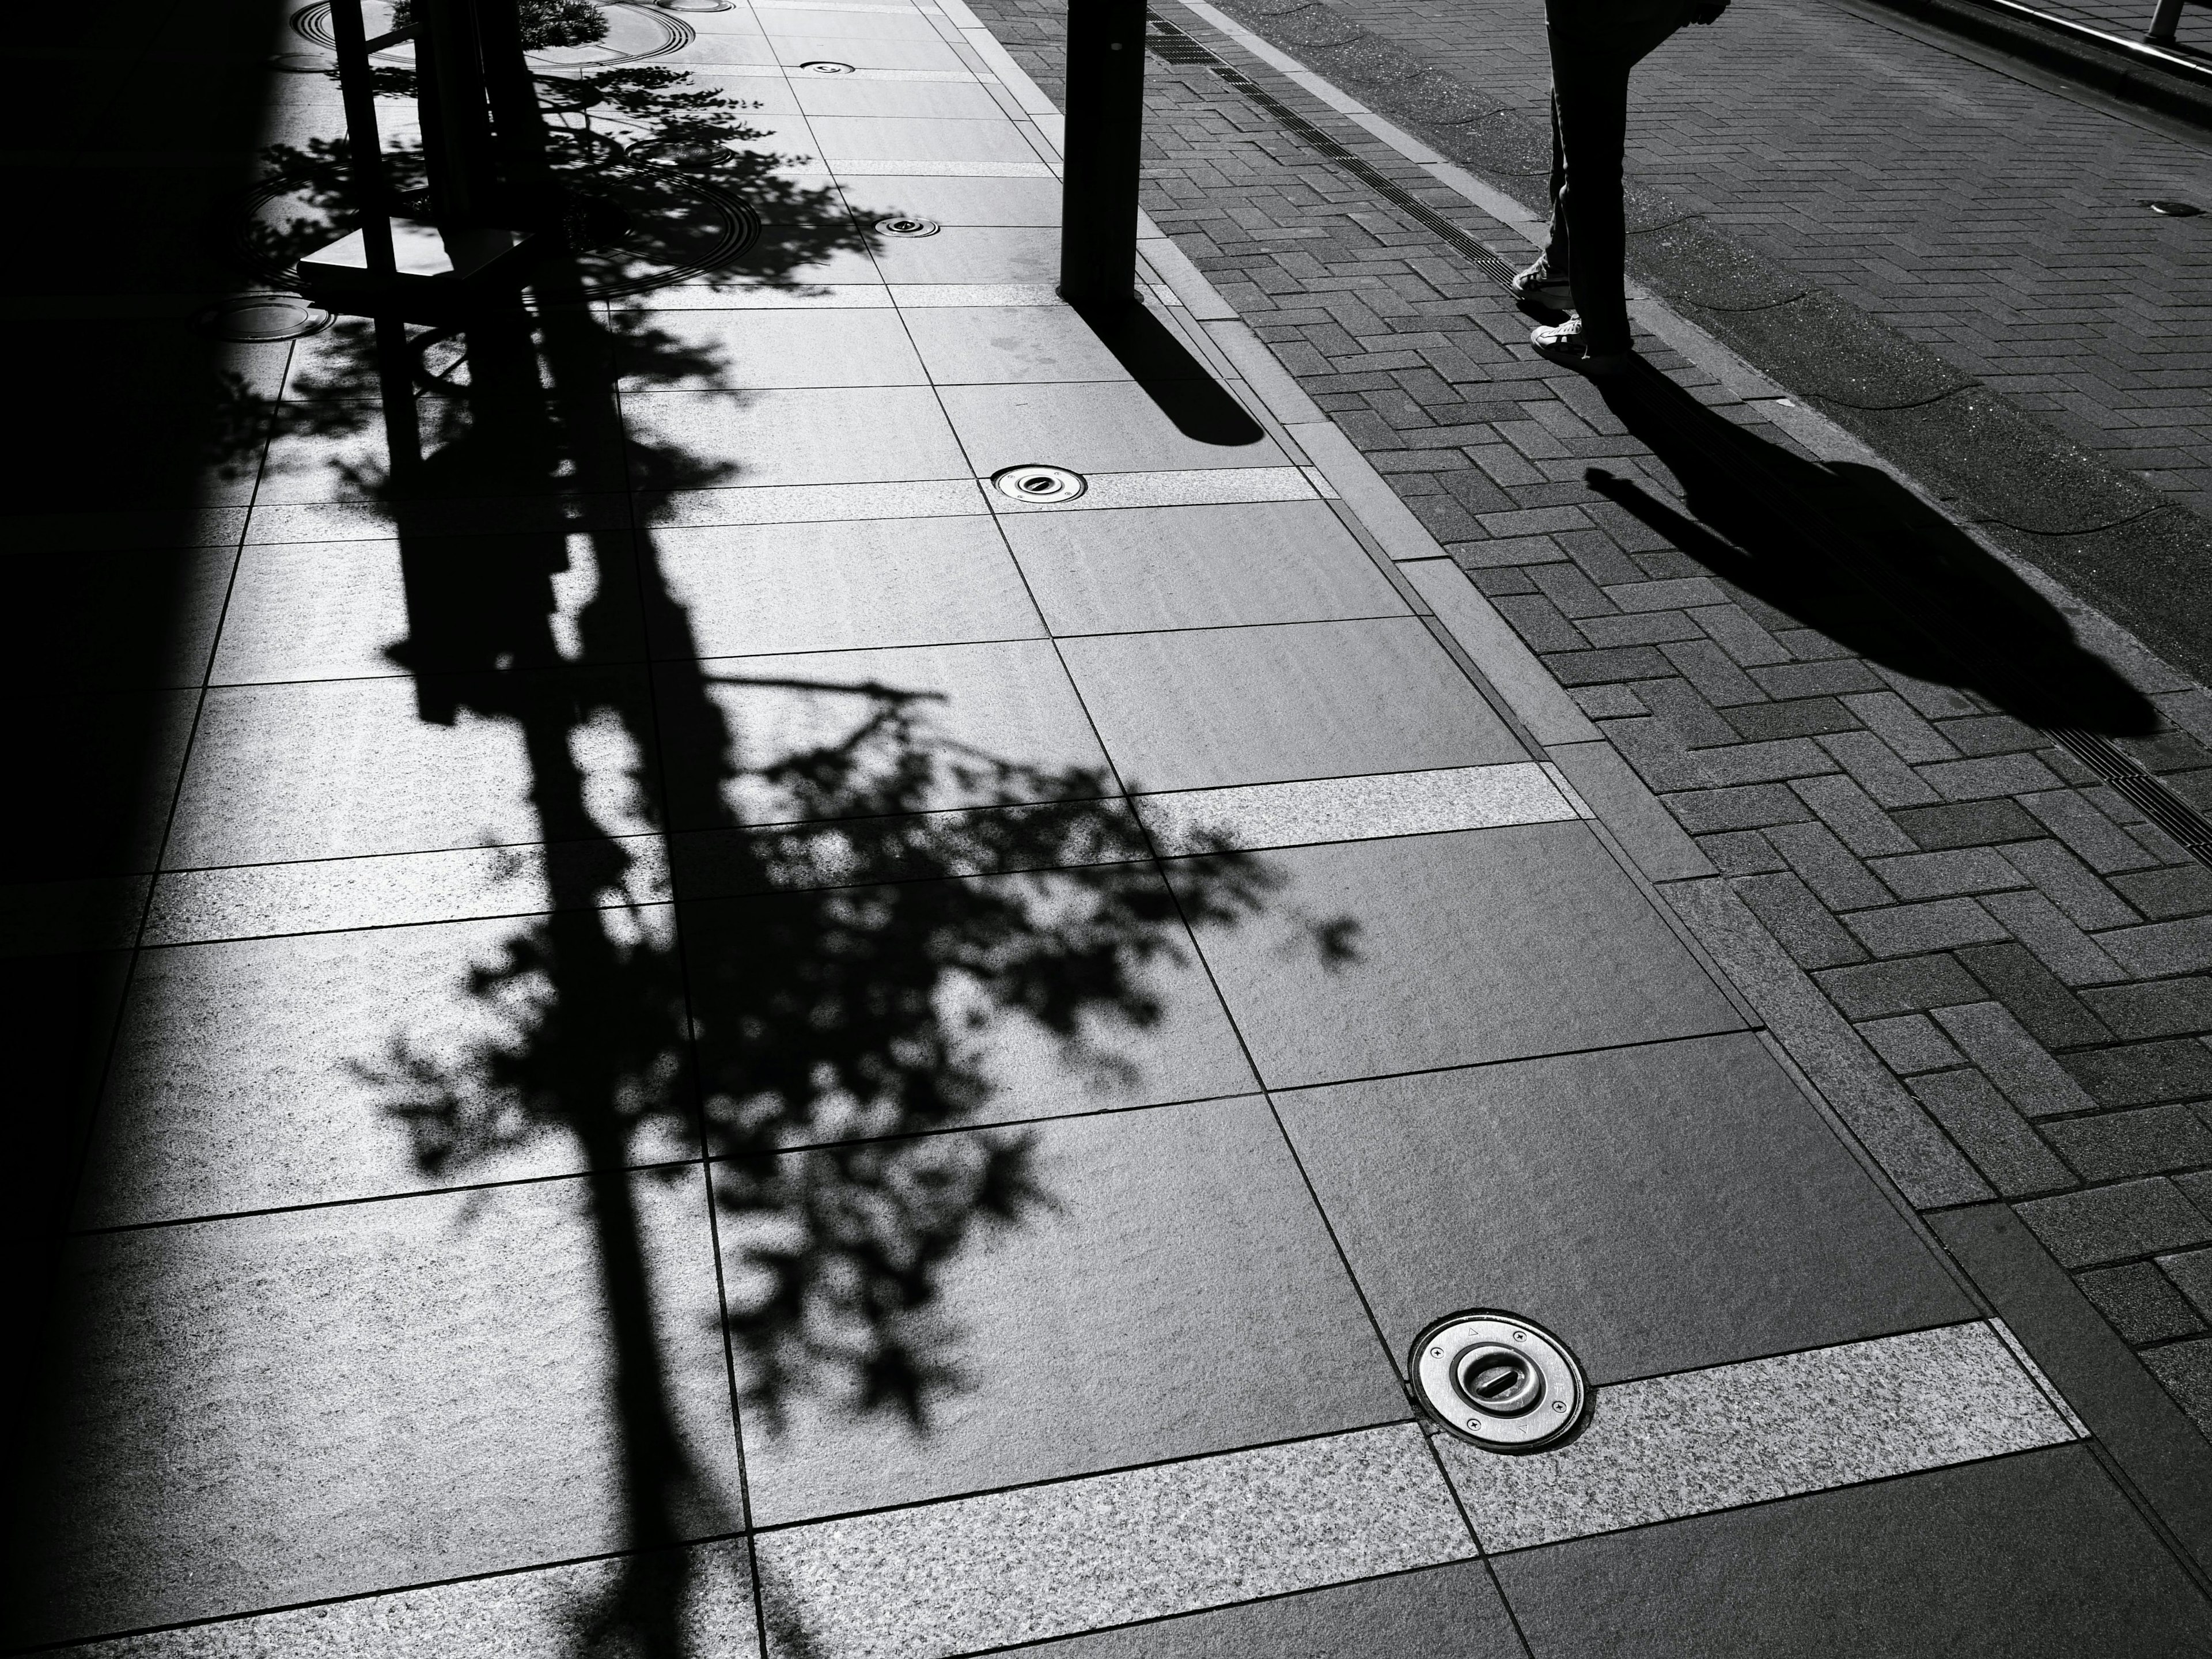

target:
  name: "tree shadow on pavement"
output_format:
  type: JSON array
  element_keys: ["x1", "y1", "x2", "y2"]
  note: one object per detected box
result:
[
  {"x1": 253, "y1": 154, "x2": 1344, "y2": 1659},
  {"x1": 1585, "y1": 368, "x2": 2157, "y2": 737}
]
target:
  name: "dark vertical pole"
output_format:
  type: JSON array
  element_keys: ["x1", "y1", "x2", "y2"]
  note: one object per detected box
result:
[
  {"x1": 477, "y1": 0, "x2": 556, "y2": 222},
  {"x1": 329, "y1": 0, "x2": 397, "y2": 279},
  {"x1": 1058, "y1": 0, "x2": 1147, "y2": 311},
  {"x1": 417, "y1": 0, "x2": 502, "y2": 226}
]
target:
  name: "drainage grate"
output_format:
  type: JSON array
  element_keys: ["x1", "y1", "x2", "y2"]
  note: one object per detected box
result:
[
  {"x1": 1410, "y1": 1310, "x2": 1587, "y2": 1452},
  {"x1": 875, "y1": 215, "x2": 941, "y2": 237},
  {"x1": 800, "y1": 59, "x2": 857, "y2": 73},
  {"x1": 2041, "y1": 726, "x2": 2212, "y2": 859},
  {"x1": 1146, "y1": 18, "x2": 1518, "y2": 289},
  {"x1": 2146, "y1": 199, "x2": 2203, "y2": 217}
]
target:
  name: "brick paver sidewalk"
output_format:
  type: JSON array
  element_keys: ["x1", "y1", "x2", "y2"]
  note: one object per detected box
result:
[
  {"x1": 1281, "y1": 0, "x2": 2212, "y2": 514},
  {"x1": 972, "y1": 0, "x2": 2212, "y2": 1450}
]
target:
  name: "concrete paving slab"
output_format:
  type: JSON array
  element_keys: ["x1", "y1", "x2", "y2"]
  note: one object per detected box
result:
[
  {"x1": 37, "y1": 1543, "x2": 759, "y2": 1659},
  {"x1": 652, "y1": 516, "x2": 1041, "y2": 658},
  {"x1": 166, "y1": 668, "x2": 660, "y2": 868},
  {"x1": 608, "y1": 308, "x2": 927, "y2": 391},
  {"x1": 5, "y1": 1173, "x2": 741, "y2": 1646},
  {"x1": 210, "y1": 534, "x2": 646, "y2": 685},
  {"x1": 620, "y1": 387, "x2": 970, "y2": 488},
  {"x1": 1173, "y1": 824, "x2": 1744, "y2": 1088},
  {"x1": 679, "y1": 868, "x2": 1258, "y2": 1130},
  {"x1": 900, "y1": 302, "x2": 1140, "y2": 383},
  {"x1": 1061, "y1": 618, "x2": 1522, "y2": 793},
  {"x1": 660, "y1": 638, "x2": 1108, "y2": 825},
  {"x1": 751, "y1": 1426, "x2": 1473, "y2": 1659},
  {"x1": 993, "y1": 1561, "x2": 1522, "y2": 1658},
  {"x1": 837, "y1": 172, "x2": 1065, "y2": 224},
  {"x1": 937, "y1": 382, "x2": 1285, "y2": 476},
  {"x1": 1491, "y1": 1446, "x2": 2212, "y2": 1656},
  {"x1": 1136, "y1": 762, "x2": 1577, "y2": 854},
  {"x1": 870, "y1": 225, "x2": 1060, "y2": 283},
  {"x1": 1001, "y1": 500, "x2": 1404, "y2": 634},
  {"x1": 1437, "y1": 1323, "x2": 2074, "y2": 1550},
  {"x1": 736, "y1": 1097, "x2": 1402, "y2": 1522},
  {"x1": 1276, "y1": 1032, "x2": 1974, "y2": 1381},
  {"x1": 76, "y1": 919, "x2": 696, "y2": 1226}
]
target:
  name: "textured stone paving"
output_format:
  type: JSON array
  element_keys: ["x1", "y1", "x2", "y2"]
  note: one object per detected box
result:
[
  {"x1": 13, "y1": 0, "x2": 2212, "y2": 1648},
  {"x1": 969, "y1": 0, "x2": 2212, "y2": 1442}
]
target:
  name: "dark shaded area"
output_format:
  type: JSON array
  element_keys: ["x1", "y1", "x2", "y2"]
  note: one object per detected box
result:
[
  {"x1": 0, "y1": 0, "x2": 293, "y2": 1508},
  {"x1": 1586, "y1": 366, "x2": 2158, "y2": 737},
  {"x1": 1072, "y1": 298, "x2": 1267, "y2": 445},
  {"x1": 6, "y1": 15, "x2": 1342, "y2": 1654}
]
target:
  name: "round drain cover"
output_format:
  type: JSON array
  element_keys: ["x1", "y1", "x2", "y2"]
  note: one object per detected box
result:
[
  {"x1": 801, "y1": 59, "x2": 857, "y2": 73},
  {"x1": 993, "y1": 463, "x2": 1086, "y2": 503},
  {"x1": 1410, "y1": 1310, "x2": 1586, "y2": 1452},
  {"x1": 876, "y1": 215, "x2": 941, "y2": 238},
  {"x1": 192, "y1": 292, "x2": 333, "y2": 342},
  {"x1": 2146, "y1": 199, "x2": 2203, "y2": 217}
]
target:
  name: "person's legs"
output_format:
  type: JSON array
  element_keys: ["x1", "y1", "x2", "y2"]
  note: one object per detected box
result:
[
  {"x1": 1543, "y1": 1, "x2": 1684, "y2": 354},
  {"x1": 1543, "y1": 85, "x2": 1570, "y2": 278},
  {"x1": 1509, "y1": 91, "x2": 1574, "y2": 305},
  {"x1": 1547, "y1": 44, "x2": 1634, "y2": 351}
]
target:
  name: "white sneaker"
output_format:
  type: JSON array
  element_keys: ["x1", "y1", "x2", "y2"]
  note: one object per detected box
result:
[
  {"x1": 1530, "y1": 316, "x2": 1633, "y2": 377},
  {"x1": 1510, "y1": 257, "x2": 1574, "y2": 309}
]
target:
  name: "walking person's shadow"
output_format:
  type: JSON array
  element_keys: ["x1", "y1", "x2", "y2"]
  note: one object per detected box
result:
[{"x1": 1584, "y1": 366, "x2": 2157, "y2": 737}]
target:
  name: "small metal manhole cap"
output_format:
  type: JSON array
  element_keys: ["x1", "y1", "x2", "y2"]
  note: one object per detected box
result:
[
  {"x1": 194, "y1": 293, "x2": 333, "y2": 343},
  {"x1": 875, "y1": 215, "x2": 941, "y2": 238},
  {"x1": 1411, "y1": 1309, "x2": 1586, "y2": 1452},
  {"x1": 992, "y1": 463, "x2": 1086, "y2": 503},
  {"x1": 800, "y1": 59, "x2": 856, "y2": 73}
]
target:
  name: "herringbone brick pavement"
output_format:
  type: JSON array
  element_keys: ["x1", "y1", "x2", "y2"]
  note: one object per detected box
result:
[
  {"x1": 968, "y1": 0, "x2": 2212, "y2": 1439},
  {"x1": 1251, "y1": 0, "x2": 2212, "y2": 514}
]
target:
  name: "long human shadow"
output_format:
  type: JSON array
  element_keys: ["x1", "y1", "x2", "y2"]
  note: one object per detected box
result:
[
  {"x1": 1586, "y1": 368, "x2": 2156, "y2": 736},
  {"x1": 258, "y1": 76, "x2": 1339, "y2": 1659}
]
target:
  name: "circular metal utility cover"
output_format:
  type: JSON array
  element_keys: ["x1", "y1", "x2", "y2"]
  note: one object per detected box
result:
[
  {"x1": 193, "y1": 293, "x2": 333, "y2": 342},
  {"x1": 2145, "y1": 199, "x2": 2203, "y2": 217},
  {"x1": 993, "y1": 463, "x2": 1086, "y2": 503},
  {"x1": 801, "y1": 59, "x2": 857, "y2": 73},
  {"x1": 875, "y1": 215, "x2": 941, "y2": 238},
  {"x1": 1410, "y1": 1310, "x2": 1586, "y2": 1452}
]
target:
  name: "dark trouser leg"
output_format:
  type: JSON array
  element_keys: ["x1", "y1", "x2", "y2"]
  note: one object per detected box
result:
[
  {"x1": 1543, "y1": 87, "x2": 1570, "y2": 275},
  {"x1": 1546, "y1": 11, "x2": 1680, "y2": 353}
]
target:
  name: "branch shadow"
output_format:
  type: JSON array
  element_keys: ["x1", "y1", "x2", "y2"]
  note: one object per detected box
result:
[
  {"x1": 1586, "y1": 369, "x2": 2157, "y2": 736},
  {"x1": 242, "y1": 51, "x2": 1344, "y2": 1657}
]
